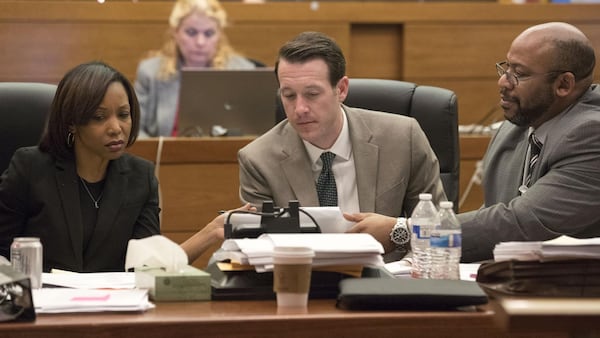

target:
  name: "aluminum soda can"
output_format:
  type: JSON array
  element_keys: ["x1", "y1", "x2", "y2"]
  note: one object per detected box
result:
[{"x1": 10, "y1": 237, "x2": 43, "y2": 289}]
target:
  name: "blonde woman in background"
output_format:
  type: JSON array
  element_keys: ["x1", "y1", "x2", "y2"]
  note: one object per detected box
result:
[{"x1": 135, "y1": 0, "x2": 259, "y2": 137}]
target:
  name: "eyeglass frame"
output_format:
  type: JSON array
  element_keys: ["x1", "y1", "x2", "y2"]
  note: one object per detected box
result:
[{"x1": 496, "y1": 61, "x2": 569, "y2": 86}]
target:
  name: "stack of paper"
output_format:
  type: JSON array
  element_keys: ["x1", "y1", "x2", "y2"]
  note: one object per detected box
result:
[
  {"x1": 32, "y1": 288, "x2": 153, "y2": 313},
  {"x1": 42, "y1": 271, "x2": 135, "y2": 289},
  {"x1": 214, "y1": 233, "x2": 385, "y2": 272},
  {"x1": 493, "y1": 236, "x2": 600, "y2": 261},
  {"x1": 34, "y1": 271, "x2": 154, "y2": 314}
]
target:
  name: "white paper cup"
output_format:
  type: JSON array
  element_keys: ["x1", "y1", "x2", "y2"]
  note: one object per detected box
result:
[{"x1": 272, "y1": 246, "x2": 314, "y2": 308}]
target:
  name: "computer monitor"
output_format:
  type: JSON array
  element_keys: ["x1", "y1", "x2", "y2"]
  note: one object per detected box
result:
[{"x1": 178, "y1": 68, "x2": 279, "y2": 137}]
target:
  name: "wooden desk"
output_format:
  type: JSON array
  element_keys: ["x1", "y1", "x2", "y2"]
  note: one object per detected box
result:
[
  {"x1": 494, "y1": 298, "x2": 600, "y2": 337},
  {"x1": 0, "y1": 299, "x2": 571, "y2": 338}
]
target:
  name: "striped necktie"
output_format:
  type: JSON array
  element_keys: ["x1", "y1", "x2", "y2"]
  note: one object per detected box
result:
[
  {"x1": 526, "y1": 133, "x2": 543, "y2": 187},
  {"x1": 316, "y1": 152, "x2": 338, "y2": 206}
]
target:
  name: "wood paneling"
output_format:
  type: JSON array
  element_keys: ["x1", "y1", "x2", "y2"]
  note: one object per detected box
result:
[
  {"x1": 2, "y1": 2, "x2": 600, "y2": 124},
  {"x1": 128, "y1": 137, "x2": 253, "y2": 269},
  {"x1": 458, "y1": 135, "x2": 490, "y2": 213},
  {"x1": 350, "y1": 24, "x2": 403, "y2": 79}
]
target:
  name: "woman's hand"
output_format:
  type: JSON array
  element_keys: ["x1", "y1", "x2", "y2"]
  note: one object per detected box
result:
[{"x1": 180, "y1": 203, "x2": 256, "y2": 264}]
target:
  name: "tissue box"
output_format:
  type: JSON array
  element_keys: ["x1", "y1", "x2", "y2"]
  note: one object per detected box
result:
[{"x1": 135, "y1": 265, "x2": 211, "y2": 301}]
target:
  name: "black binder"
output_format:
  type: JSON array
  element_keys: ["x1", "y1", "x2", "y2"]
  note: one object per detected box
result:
[{"x1": 336, "y1": 278, "x2": 488, "y2": 311}]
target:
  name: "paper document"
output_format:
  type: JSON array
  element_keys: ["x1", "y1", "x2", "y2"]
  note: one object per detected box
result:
[
  {"x1": 216, "y1": 233, "x2": 385, "y2": 272},
  {"x1": 493, "y1": 235, "x2": 600, "y2": 261},
  {"x1": 42, "y1": 271, "x2": 136, "y2": 289},
  {"x1": 33, "y1": 288, "x2": 153, "y2": 313},
  {"x1": 225, "y1": 206, "x2": 354, "y2": 233}
]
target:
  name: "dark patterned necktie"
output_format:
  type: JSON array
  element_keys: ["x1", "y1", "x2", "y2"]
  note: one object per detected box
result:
[
  {"x1": 526, "y1": 133, "x2": 543, "y2": 187},
  {"x1": 316, "y1": 152, "x2": 338, "y2": 206}
]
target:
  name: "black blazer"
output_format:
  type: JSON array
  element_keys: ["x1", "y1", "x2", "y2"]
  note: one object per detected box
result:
[{"x1": 0, "y1": 147, "x2": 160, "y2": 272}]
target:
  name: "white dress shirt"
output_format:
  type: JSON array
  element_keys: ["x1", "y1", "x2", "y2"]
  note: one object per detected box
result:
[{"x1": 303, "y1": 107, "x2": 360, "y2": 213}]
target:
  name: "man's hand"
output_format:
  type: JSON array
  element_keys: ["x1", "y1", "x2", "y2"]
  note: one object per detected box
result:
[{"x1": 344, "y1": 212, "x2": 397, "y2": 253}]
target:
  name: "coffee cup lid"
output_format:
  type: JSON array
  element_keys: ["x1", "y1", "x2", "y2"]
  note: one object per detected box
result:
[{"x1": 273, "y1": 246, "x2": 314, "y2": 258}]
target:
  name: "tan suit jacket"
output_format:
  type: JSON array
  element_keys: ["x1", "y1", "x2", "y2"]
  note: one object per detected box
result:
[{"x1": 238, "y1": 105, "x2": 446, "y2": 217}]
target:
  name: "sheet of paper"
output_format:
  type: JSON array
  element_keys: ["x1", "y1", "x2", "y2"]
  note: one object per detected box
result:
[
  {"x1": 225, "y1": 206, "x2": 354, "y2": 233},
  {"x1": 493, "y1": 235, "x2": 600, "y2": 261},
  {"x1": 42, "y1": 271, "x2": 136, "y2": 289},
  {"x1": 263, "y1": 233, "x2": 385, "y2": 254},
  {"x1": 217, "y1": 233, "x2": 385, "y2": 273},
  {"x1": 33, "y1": 288, "x2": 153, "y2": 313}
]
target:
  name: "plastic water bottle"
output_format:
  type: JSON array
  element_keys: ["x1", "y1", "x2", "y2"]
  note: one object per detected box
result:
[
  {"x1": 430, "y1": 201, "x2": 462, "y2": 280},
  {"x1": 410, "y1": 193, "x2": 439, "y2": 279}
]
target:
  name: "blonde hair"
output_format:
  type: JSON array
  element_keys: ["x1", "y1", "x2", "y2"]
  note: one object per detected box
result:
[{"x1": 153, "y1": 0, "x2": 237, "y2": 80}]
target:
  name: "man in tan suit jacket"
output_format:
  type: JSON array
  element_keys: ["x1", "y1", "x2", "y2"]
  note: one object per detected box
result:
[{"x1": 238, "y1": 32, "x2": 445, "y2": 253}]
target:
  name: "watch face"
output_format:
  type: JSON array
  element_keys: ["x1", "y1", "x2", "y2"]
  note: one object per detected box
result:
[{"x1": 391, "y1": 223, "x2": 410, "y2": 246}]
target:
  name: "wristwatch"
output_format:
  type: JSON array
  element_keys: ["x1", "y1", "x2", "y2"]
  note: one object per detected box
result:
[{"x1": 389, "y1": 217, "x2": 411, "y2": 249}]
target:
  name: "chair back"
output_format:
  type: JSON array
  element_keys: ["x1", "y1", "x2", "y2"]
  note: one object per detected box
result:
[
  {"x1": 0, "y1": 82, "x2": 57, "y2": 173},
  {"x1": 275, "y1": 78, "x2": 460, "y2": 209}
]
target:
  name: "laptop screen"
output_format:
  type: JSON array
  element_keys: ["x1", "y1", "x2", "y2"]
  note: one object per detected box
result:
[{"x1": 178, "y1": 68, "x2": 279, "y2": 137}]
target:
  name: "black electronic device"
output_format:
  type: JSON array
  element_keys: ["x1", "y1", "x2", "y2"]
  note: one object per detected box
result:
[
  {"x1": 224, "y1": 200, "x2": 321, "y2": 239},
  {"x1": 0, "y1": 265, "x2": 36, "y2": 322}
]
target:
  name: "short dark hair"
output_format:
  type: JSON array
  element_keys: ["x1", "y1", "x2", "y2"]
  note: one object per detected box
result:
[
  {"x1": 274, "y1": 31, "x2": 346, "y2": 87},
  {"x1": 552, "y1": 38, "x2": 596, "y2": 81},
  {"x1": 39, "y1": 61, "x2": 140, "y2": 159}
]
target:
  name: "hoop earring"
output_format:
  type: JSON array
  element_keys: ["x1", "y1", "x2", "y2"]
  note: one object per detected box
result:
[{"x1": 67, "y1": 132, "x2": 75, "y2": 148}]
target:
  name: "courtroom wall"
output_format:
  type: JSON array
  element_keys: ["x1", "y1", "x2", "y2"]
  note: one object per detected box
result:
[{"x1": 2, "y1": 2, "x2": 600, "y2": 124}]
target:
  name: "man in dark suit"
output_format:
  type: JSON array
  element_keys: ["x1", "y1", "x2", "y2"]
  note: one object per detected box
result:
[
  {"x1": 238, "y1": 32, "x2": 446, "y2": 253},
  {"x1": 459, "y1": 22, "x2": 600, "y2": 262}
]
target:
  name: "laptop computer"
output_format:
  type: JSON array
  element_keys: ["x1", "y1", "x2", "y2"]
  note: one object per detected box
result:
[{"x1": 178, "y1": 68, "x2": 279, "y2": 137}]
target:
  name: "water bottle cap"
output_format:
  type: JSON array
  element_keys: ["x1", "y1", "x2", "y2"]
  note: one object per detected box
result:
[
  {"x1": 440, "y1": 201, "x2": 453, "y2": 209},
  {"x1": 418, "y1": 193, "x2": 432, "y2": 200}
]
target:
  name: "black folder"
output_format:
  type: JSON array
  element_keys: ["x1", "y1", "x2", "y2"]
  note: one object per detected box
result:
[{"x1": 336, "y1": 278, "x2": 488, "y2": 311}]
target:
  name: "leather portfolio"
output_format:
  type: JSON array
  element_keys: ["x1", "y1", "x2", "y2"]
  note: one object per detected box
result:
[
  {"x1": 336, "y1": 278, "x2": 488, "y2": 310},
  {"x1": 476, "y1": 259, "x2": 600, "y2": 297}
]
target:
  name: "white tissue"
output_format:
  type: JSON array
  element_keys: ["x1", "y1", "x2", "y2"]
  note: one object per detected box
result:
[
  {"x1": 125, "y1": 235, "x2": 188, "y2": 273},
  {"x1": 225, "y1": 206, "x2": 355, "y2": 233}
]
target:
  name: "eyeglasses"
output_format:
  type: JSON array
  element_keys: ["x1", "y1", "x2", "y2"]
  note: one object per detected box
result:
[{"x1": 496, "y1": 61, "x2": 568, "y2": 87}]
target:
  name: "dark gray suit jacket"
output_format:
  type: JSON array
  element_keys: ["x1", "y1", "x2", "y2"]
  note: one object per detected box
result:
[
  {"x1": 459, "y1": 84, "x2": 600, "y2": 262},
  {"x1": 0, "y1": 147, "x2": 160, "y2": 272},
  {"x1": 238, "y1": 105, "x2": 446, "y2": 217}
]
